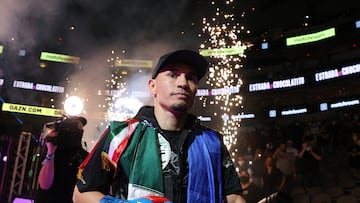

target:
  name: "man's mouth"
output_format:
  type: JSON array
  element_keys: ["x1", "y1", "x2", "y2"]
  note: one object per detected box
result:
[{"x1": 173, "y1": 92, "x2": 189, "y2": 97}]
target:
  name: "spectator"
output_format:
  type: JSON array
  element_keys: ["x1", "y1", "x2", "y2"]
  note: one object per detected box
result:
[
  {"x1": 298, "y1": 134, "x2": 322, "y2": 187},
  {"x1": 236, "y1": 154, "x2": 254, "y2": 182},
  {"x1": 244, "y1": 144, "x2": 255, "y2": 163},
  {"x1": 349, "y1": 131, "x2": 360, "y2": 178},
  {"x1": 239, "y1": 170, "x2": 263, "y2": 203},
  {"x1": 261, "y1": 156, "x2": 285, "y2": 197},
  {"x1": 272, "y1": 140, "x2": 298, "y2": 192},
  {"x1": 251, "y1": 147, "x2": 265, "y2": 188},
  {"x1": 317, "y1": 123, "x2": 333, "y2": 154}
]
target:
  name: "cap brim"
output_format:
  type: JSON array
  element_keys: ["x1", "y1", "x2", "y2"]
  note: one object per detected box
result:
[
  {"x1": 64, "y1": 116, "x2": 87, "y2": 126},
  {"x1": 152, "y1": 50, "x2": 208, "y2": 80},
  {"x1": 77, "y1": 117, "x2": 87, "y2": 126}
]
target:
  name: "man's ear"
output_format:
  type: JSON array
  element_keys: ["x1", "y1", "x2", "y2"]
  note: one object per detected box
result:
[{"x1": 148, "y1": 79, "x2": 156, "y2": 97}]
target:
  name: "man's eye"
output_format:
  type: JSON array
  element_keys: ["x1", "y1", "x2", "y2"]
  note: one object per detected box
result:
[
  {"x1": 168, "y1": 72, "x2": 178, "y2": 78},
  {"x1": 187, "y1": 75, "x2": 198, "y2": 82}
]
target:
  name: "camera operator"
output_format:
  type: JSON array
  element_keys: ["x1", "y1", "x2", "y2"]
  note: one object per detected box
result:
[
  {"x1": 35, "y1": 116, "x2": 89, "y2": 203},
  {"x1": 298, "y1": 133, "x2": 322, "y2": 187}
]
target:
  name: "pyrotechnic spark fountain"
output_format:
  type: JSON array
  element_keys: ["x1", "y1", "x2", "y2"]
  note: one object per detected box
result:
[
  {"x1": 104, "y1": 50, "x2": 148, "y2": 122},
  {"x1": 199, "y1": 0, "x2": 250, "y2": 154},
  {"x1": 104, "y1": 50, "x2": 129, "y2": 122}
]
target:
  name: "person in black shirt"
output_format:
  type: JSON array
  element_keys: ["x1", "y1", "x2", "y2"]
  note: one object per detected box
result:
[
  {"x1": 261, "y1": 156, "x2": 285, "y2": 197},
  {"x1": 35, "y1": 116, "x2": 88, "y2": 203},
  {"x1": 349, "y1": 131, "x2": 360, "y2": 178},
  {"x1": 73, "y1": 50, "x2": 245, "y2": 203},
  {"x1": 298, "y1": 134, "x2": 322, "y2": 187},
  {"x1": 239, "y1": 170, "x2": 263, "y2": 203}
]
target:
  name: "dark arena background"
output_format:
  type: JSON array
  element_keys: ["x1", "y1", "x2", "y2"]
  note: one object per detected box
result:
[{"x1": 1, "y1": 0, "x2": 360, "y2": 202}]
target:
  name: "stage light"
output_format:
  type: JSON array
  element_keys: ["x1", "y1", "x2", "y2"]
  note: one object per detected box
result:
[
  {"x1": 39, "y1": 62, "x2": 47, "y2": 68},
  {"x1": 64, "y1": 96, "x2": 84, "y2": 116}
]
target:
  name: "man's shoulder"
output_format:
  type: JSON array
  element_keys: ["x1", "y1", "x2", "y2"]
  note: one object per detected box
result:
[
  {"x1": 192, "y1": 125, "x2": 223, "y2": 138},
  {"x1": 79, "y1": 148, "x2": 89, "y2": 156},
  {"x1": 194, "y1": 124, "x2": 220, "y2": 133},
  {"x1": 109, "y1": 118, "x2": 141, "y2": 129}
]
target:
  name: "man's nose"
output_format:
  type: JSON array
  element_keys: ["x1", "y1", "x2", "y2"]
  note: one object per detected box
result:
[{"x1": 177, "y1": 74, "x2": 189, "y2": 87}]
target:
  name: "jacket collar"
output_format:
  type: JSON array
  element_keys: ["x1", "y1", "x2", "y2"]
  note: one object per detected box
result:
[{"x1": 134, "y1": 106, "x2": 200, "y2": 131}]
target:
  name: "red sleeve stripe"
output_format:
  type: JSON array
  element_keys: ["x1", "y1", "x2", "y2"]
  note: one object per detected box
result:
[{"x1": 111, "y1": 119, "x2": 139, "y2": 163}]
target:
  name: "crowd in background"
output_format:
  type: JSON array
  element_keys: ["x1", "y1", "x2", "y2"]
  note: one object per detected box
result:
[{"x1": 234, "y1": 108, "x2": 360, "y2": 203}]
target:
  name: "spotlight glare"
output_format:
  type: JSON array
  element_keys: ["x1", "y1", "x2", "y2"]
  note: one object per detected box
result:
[{"x1": 64, "y1": 96, "x2": 84, "y2": 116}]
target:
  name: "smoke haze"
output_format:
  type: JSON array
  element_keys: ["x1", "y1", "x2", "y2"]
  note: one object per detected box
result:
[{"x1": 0, "y1": 0, "x2": 203, "y2": 150}]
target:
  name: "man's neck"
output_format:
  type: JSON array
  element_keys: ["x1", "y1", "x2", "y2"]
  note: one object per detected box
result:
[{"x1": 154, "y1": 106, "x2": 187, "y2": 131}]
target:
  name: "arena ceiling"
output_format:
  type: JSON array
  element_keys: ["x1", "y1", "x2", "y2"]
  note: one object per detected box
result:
[{"x1": 1, "y1": 0, "x2": 360, "y2": 130}]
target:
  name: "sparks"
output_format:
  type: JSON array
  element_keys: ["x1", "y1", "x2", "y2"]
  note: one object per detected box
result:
[{"x1": 199, "y1": 1, "x2": 250, "y2": 154}]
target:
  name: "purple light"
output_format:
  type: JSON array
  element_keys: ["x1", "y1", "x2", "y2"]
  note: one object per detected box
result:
[{"x1": 12, "y1": 197, "x2": 33, "y2": 203}]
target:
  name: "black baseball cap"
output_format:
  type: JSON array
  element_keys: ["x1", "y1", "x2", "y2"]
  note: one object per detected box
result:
[
  {"x1": 62, "y1": 116, "x2": 87, "y2": 127},
  {"x1": 151, "y1": 49, "x2": 208, "y2": 80}
]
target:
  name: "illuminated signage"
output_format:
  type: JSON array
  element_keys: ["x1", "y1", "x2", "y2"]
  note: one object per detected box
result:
[
  {"x1": 281, "y1": 108, "x2": 308, "y2": 116},
  {"x1": 0, "y1": 45, "x2": 3, "y2": 54},
  {"x1": 200, "y1": 47, "x2": 246, "y2": 56},
  {"x1": 341, "y1": 64, "x2": 360, "y2": 75},
  {"x1": 102, "y1": 86, "x2": 241, "y2": 98},
  {"x1": 315, "y1": 63, "x2": 360, "y2": 81},
  {"x1": 13, "y1": 80, "x2": 65, "y2": 93},
  {"x1": 356, "y1": 20, "x2": 360, "y2": 28},
  {"x1": 315, "y1": 68, "x2": 340, "y2": 81},
  {"x1": 130, "y1": 91, "x2": 151, "y2": 98},
  {"x1": 2, "y1": 103, "x2": 63, "y2": 117},
  {"x1": 261, "y1": 42, "x2": 269, "y2": 50},
  {"x1": 102, "y1": 90, "x2": 150, "y2": 98},
  {"x1": 115, "y1": 59, "x2": 153, "y2": 68},
  {"x1": 269, "y1": 110, "x2": 277, "y2": 118},
  {"x1": 320, "y1": 103, "x2": 328, "y2": 111},
  {"x1": 249, "y1": 76, "x2": 305, "y2": 92},
  {"x1": 196, "y1": 86, "x2": 240, "y2": 96},
  {"x1": 197, "y1": 116, "x2": 212, "y2": 122},
  {"x1": 0, "y1": 78, "x2": 4, "y2": 86},
  {"x1": 40, "y1": 52, "x2": 80, "y2": 64},
  {"x1": 330, "y1": 99, "x2": 359, "y2": 109},
  {"x1": 286, "y1": 27, "x2": 335, "y2": 46},
  {"x1": 104, "y1": 86, "x2": 240, "y2": 97},
  {"x1": 231, "y1": 113, "x2": 255, "y2": 120}
]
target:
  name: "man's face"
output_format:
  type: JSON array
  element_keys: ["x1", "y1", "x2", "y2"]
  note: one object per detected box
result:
[
  {"x1": 237, "y1": 156, "x2": 245, "y2": 166},
  {"x1": 265, "y1": 156, "x2": 273, "y2": 166},
  {"x1": 148, "y1": 63, "x2": 198, "y2": 114}
]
